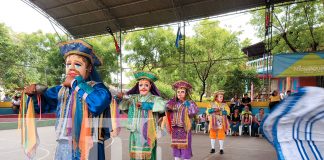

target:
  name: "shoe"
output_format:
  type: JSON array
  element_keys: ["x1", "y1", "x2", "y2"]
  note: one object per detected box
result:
[
  {"x1": 220, "y1": 149, "x2": 224, "y2": 154},
  {"x1": 210, "y1": 149, "x2": 215, "y2": 153}
]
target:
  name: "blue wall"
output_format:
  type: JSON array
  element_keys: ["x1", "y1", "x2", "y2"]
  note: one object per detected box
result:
[{"x1": 0, "y1": 108, "x2": 15, "y2": 114}]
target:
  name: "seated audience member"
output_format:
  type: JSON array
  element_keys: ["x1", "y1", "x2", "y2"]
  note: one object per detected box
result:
[
  {"x1": 230, "y1": 108, "x2": 241, "y2": 136},
  {"x1": 269, "y1": 90, "x2": 281, "y2": 111},
  {"x1": 252, "y1": 108, "x2": 267, "y2": 137},
  {"x1": 241, "y1": 105, "x2": 252, "y2": 115},
  {"x1": 240, "y1": 93, "x2": 251, "y2": 112},
  {"x1": 242, "y1": 112, "x2": 252, "y2": 135}
]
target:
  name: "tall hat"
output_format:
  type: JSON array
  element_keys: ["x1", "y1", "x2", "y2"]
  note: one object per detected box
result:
[
  {"x1": 133, "y1": 71, "x2": 158, "y2": 82},
  {"x1": 172, "y1": 80, "x2": 192, "y2": 91},
  {"x1": 214, "y1": 90, "x2": 225, "y2": 95},
  {"x1": 59, "y1": 39, "x2": 102, "y2": 66}
]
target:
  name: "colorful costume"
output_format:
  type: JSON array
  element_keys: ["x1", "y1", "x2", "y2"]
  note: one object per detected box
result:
[
  {"x1": 206, "y1": 90, "x2": 230, "y2": 154},
  {"x1": 262, "y1": 87, "x2": 324, "y2": 160},
  {"x1": 165, "y1": 80, "x2": 199, "y2": 160},
  {"x1": 118, "y1": 71, "x2": 166, "y2": 160},
  {"x1": 20, "y1": 40, "x2": 112, "y2": 160}
]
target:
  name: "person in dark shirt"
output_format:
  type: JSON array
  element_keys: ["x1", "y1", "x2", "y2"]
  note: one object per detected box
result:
[{"x1": 240, "y1": 93, "x2": 251, "y2": 112}]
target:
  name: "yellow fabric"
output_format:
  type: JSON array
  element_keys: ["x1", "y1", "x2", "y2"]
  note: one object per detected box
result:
[
  {"x1": 269, "y1": 95, "x2": 281, "y2": 102},
  {"x1": 184, "y1": 108, "x2": 192, "y2": 132},
  {"x1": 241, "y1": 111, "x2": 252, "y2": 115},
  {"x1": 147, "y1": 111, "x2": 156, "y2": 149},
  {"x1": 18, "y1": 94, "x2": 39, "y2": 159},
  {"x1": 79, "y1": 102, "x2": 93, "y2": 160},
  {"x1": 205, "y1": 102, "x2": 230, "y2": 116}
]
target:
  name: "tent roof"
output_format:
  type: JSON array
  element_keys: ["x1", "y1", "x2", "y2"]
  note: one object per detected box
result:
[{"x1": 28, "y1": 0, "x2": 293, "y2": 38}]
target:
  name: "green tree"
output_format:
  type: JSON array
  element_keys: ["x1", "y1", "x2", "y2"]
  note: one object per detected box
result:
[
  {"x1": 186, "y1": 20, "x2": 244, "y2": 101},
  {"x1": 0, "y1": 24, "x2": 119, "y2": 90},
  {"x1": 124, "y1": 28, "x2": 177, "y2": 71},
  {"x1": 16, "y1": 31, "x2": 66, "y2": 86},
  {"x1": 223, "y1": 67, "x2": 261, "y2": 100},
  {"x1": 87, "y1": 36, "x2": 119, "y2": 83},
  {"x1": 250, "y1": 1, "x2": 324, "y2": 53}
]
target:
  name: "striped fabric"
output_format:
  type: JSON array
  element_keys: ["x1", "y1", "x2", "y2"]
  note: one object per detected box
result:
[
  {"x1": 18, "y1": 93, "x2": 39, "y2": 159},
  {"x1": 262, "y1": 87, "x2": 324, "y2": 160},
  {"x1": 110, "y1": 98, "x2": 120, "y2": 131}
]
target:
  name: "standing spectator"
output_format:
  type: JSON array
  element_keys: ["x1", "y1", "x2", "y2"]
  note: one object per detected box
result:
[
  {"x1": 240, "y1": 93, "x2": 251, "y2": 112},
  {"x1": 12, "y1": 95, "x2": 21, "y2": 114},
  {"x1": 230, "y1": 94, "x2": 240, "y2": 114},
  {"x1": 252, "y1": 108, "x2": 267, "y2": 137},
  {"x1": 230, "y1": 108, "x2": 241, "y2": 136},
  {"x1": 200, "y1": 113, "x2": 206, "y2": 131},
  {"x1": 269, "y1": 90, "x2": 281, "y2": 111}
]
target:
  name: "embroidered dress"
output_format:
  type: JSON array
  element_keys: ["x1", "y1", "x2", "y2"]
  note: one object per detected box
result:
[
  {"x1": 165, "y1": 100, "x2": 198, "y2": 159},
  {"x1": 119, "y1": 93, "x2": 166, "y2": 160},
  {"x1": 207, "y1": 102, "x2": 230, "y2": 140},
  {"x1": 20, "y1": 39, "x2": 112, "y2": 160},
  {"x1": 41, "y1": 81, "x2": 111, "y2": 160}
]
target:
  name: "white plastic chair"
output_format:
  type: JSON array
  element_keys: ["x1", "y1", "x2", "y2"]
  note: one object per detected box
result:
[
  {"x1": 196, "y1": 124, "x2": 202, "y2": 133},
  {"x1": 239, "y1": 115, "x2": 252, "y2": 136}
]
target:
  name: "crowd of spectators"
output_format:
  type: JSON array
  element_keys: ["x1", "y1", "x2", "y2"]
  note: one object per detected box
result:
[{"x1": 193, "y1": 91, "x2": 292, "y2": 137}]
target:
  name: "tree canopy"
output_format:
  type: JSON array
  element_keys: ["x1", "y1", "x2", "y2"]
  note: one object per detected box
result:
[
  {"x1": 250, "y1": 1, "x2": 324, "y2": 53},
  {"x1": 0, "y1": 23, "x2": 119, "y2": 93}
]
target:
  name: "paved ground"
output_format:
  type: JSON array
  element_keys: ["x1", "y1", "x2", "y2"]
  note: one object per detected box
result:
[{"x1": 0, "y1": 126, "x2": 277, "y2": 160}]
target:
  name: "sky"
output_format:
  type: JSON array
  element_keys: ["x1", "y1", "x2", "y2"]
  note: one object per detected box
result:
[{"x1": 0, "y1": 0, "x2": 261, "y2": 85}]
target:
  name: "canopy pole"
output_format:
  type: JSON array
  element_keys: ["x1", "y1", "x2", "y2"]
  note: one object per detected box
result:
[
  {"x1": 182, "y1": 21, "x2": 186, "y2": 79},
  {"x1": 119, "y1": 29, "x2": 123, "y2": 92}
]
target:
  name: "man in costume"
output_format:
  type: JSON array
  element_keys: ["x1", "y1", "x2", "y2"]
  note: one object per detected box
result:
[
  {"x1": 206, "y1": 90, "x2": 230, "y2": 154},
  {"x1": 165, "y1": 80, "x2": 199, "y2": 160},
  {"x1": 24, "y1": 39, "x2": 112, "y2": 160},
  {"x1": 116, "y1": 71, "x2": 166, "y2": 160}
]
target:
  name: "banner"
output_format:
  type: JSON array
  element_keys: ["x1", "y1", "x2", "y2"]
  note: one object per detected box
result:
[{"x1": 272, "y1": 52, "x2": 324, "y2": 77}]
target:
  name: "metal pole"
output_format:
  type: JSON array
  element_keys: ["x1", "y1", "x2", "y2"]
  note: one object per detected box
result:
[
  {"x1": 119, "y1": 29, "x2": 123, "y2": 92},
  {"x1": 268, "y1": 4, "x2": 274, "y2": 96},
  {"x1": 182, "y1": 21, "x2": 186, "y2": 79}
]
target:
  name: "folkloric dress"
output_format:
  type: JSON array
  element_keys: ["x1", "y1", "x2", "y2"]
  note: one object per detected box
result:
[
  {"x1": 165, "y1": 99, "x2": 199, "y2": 159},
  {"x1": 207, "y1": 102, "x2": 230, "y2": 140},
  {"x1": 118, "y1": 93, "x2": 166, "y2": 160},
  {"x1": 19, "y1": 40, "x2": 112, "y2": 160}
]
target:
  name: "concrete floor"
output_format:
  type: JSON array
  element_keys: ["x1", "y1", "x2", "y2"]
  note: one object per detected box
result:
[{"x1": 0, "y1": 126, "x2": 277, "y2": 160}]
